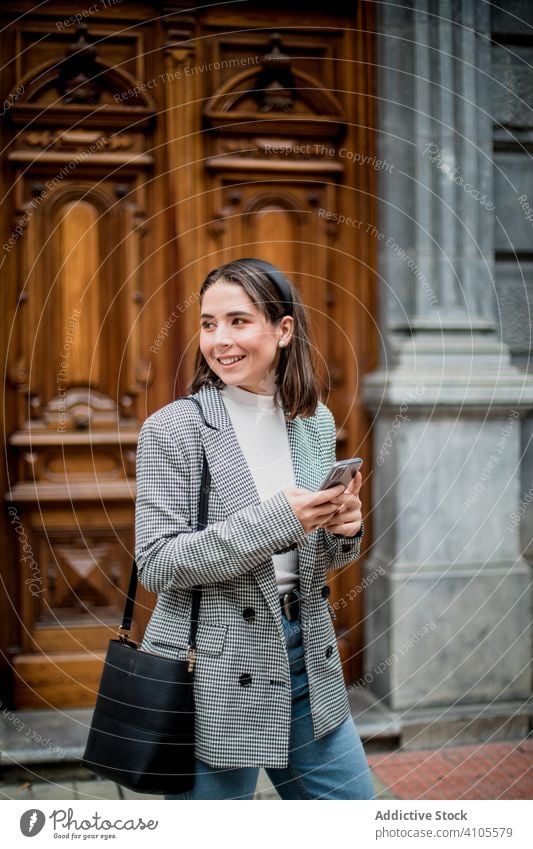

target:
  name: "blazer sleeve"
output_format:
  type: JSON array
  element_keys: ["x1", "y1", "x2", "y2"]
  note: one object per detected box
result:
[
  {"x1": 134, "y1": 417, "x2": 307, "y2": 593},
  {"x1": 318, "y1": 406, "x2": 364, "y2": 569}
]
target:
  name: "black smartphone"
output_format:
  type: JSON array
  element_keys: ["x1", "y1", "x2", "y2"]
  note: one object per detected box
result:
[{"x1": 319, "y1": 458, "x2": 363, "y2": 491}]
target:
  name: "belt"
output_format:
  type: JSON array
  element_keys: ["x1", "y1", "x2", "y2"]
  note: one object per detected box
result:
[{"x1": 279, "y1": 587, "x2": 301, "y2": 621}]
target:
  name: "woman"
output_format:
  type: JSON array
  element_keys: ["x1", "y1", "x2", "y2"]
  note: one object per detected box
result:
[{"x1": 135, "y1": 258, "x2": 375, "y2": 800}]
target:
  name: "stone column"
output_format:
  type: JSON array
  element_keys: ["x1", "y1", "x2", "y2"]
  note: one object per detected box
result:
[{"x1": 362, "y1": 0, "x2": 533, "y2": 744}]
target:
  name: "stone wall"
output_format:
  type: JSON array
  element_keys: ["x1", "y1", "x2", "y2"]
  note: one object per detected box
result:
[{"x1": 362, "y1": 0, "x2": 533, "y2": 739}]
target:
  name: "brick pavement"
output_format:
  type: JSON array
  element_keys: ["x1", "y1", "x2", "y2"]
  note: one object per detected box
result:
[
  {"x1": 367, "y1": 739, "x2": 533, "y2": 800},
  {"x1": 1, "y1": 741, "x2": 531, "y2": 800}
]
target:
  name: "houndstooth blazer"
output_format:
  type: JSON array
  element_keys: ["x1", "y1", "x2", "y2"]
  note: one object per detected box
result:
[{"x1": 135, "y1": 383, "x2": 363, "y2": 769}]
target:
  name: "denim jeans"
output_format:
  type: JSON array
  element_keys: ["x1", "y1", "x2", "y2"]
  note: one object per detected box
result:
[{"x1": 165, "y1": 613, "x2": 376, "y2": 800}]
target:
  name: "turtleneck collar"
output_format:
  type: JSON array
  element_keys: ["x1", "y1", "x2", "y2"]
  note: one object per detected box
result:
[{"x1": 221, "y1": 383, "x2": 281, "y2": 413}]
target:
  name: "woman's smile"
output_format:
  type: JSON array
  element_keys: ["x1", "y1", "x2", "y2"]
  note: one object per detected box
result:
[{"x1": 217, "y1": 355, "x2": 246, "y2": 367}]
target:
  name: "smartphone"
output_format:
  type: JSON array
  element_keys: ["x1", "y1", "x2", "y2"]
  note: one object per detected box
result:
[{"x1": 319, "y1": 458, "x2": 363, "y2": 491}]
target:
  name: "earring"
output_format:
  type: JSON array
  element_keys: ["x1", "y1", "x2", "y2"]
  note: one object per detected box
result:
[{"x1": 279, "y1": 340, "x2": 286, "y2": 347}]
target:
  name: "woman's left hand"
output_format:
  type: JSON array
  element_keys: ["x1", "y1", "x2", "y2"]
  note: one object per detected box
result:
[{"x1": 320, "y1": 470, "x2": 363, "y2": 537}]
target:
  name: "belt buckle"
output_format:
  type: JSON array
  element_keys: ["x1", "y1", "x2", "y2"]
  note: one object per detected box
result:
[{"x1": 281, "y1": 590, "x2": 298, "y2": 621}]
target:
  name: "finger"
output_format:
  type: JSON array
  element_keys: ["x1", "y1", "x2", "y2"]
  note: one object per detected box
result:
[
  {"x1": 310, "y1": 484, "x2": 345, "y2": 504},
  {"x1": 346, "y1": 470, "x2": 363, "y2": 496},
  {"x1": 322, "y1": 514, "x2": 349, "y2": 531},
  {"x1": 330, "y1": 494, "x2": 361, "y2": 511},
  {"x1": 326, "y1": 522, "x2": 360, "y2": 536},
  {"x1": 318, "y1": 512, "x2": 344, "y2": 531},
  {"x1": 328, "y1": 493, "x2": 350, "y2": 507},
  {"x1": 325, "y1": 504, "x2": 361, "y2": 525},
  {"x1": 325, "y1": 515, "x2": 357, "y2": 531},
  {"x1": 314, "y1": 503, "x2": 346, "y2": 522},
  {"x1": 324, "y1": 509, "x2": 361, "y2": 529}
]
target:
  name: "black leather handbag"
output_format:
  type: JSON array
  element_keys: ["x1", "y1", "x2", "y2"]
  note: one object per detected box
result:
[{"x1": 82, "y1": 398, "x2": 210, "y2": 795}]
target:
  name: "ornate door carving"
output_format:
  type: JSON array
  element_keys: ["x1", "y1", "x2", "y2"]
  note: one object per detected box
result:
[
  {"x1": 1, "y1": 2, "x2": 376, "y2": 706},
  {"x1": 2, "y1": 21, "x2": 157, "y2": 707},
  {"x1": 166, "y1": 14, "x2": 377, "y2": 682}
]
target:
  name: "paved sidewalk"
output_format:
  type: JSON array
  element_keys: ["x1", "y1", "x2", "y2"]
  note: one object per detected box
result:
[
  {"x1": 1, "y1": 701, "x2": 530, "y2": 800},
  {"x1": 1, "y1": 740, "x2": 531, "y2": 800},
  {"x1": 0, "y1": 765, "x2": 278, "y2": 801},
  {"x1": 367, "y1": 739, "x2": 533, "y2": 800}
]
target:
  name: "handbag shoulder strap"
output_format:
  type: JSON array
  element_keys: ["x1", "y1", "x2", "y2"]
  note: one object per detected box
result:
[{"x1": 119, "y1": 395, "x2": 211, "y2": 657}]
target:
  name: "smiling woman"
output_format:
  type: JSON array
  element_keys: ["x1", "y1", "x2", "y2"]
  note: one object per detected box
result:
[
  {"x1": 199, "y1": 281, "x2": 292, "y2": 394},
  {"x1": 135, "y1": 257, "x2": 372, "y2": 800},
  {"x1": 191, "y1": 258, "x2": 319, "y2": 420}
]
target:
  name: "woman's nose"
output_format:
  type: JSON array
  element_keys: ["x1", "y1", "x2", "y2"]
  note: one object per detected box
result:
[{"x1": 213, "y1": 324, "x2": 233, "y2": 346}]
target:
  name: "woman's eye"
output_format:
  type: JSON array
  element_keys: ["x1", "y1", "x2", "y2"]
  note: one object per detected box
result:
[{"x1": 201, "y1": 318, "x2": 247, "y2": 329}]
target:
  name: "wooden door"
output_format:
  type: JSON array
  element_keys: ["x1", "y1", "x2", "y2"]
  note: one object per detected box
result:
[
  {"x1": 0, "y1": 1, "x2": 376, "y2": 708},
  {"x1": 0, "y1": 10, "x2": 163, "y2": 707},
  {"x1": 166, "y1": 7, "x2": 377, "y2": 682}
]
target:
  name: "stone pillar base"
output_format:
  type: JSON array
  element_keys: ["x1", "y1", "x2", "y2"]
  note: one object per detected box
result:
[{"x1": 362, "y1": 332, "x2": 533, "y2": 726}]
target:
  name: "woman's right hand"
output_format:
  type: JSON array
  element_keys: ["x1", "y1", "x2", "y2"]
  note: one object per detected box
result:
[{"x1": 283, "y1": 484, "x2": 347, "y2": 534}]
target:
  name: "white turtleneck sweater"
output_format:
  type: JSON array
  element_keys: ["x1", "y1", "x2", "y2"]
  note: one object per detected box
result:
[{"x1": 220, "y1": 383, "x2": 299, "y2": 593}]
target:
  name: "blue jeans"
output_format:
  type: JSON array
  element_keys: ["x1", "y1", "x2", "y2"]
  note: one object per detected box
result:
[{"x1": 166, "y1": 613, "x2": 376, "y2": 800}]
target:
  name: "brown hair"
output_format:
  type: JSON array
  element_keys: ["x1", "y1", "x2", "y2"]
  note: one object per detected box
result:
[{"x1": 189, "y1": 259, "x2": 321, "y2": 420}]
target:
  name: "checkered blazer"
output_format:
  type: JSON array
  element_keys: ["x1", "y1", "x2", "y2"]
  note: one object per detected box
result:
[{"x1": 135, "y1": 383, "x2": 363, "y2": 769}]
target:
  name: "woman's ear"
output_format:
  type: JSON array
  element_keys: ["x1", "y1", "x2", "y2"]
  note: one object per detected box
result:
[{"x1": 279, "y1": 316, "x2": 294, "y2": 346}]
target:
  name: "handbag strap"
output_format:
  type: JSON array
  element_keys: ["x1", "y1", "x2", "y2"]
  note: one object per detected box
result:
[{"x1": 119, "y1": 396, "x2": 211, "y2": 672}]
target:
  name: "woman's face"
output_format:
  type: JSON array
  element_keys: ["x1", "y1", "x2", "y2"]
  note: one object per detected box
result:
[{"x1": 199, "y1": 282, "x2": 293, "y2": 395}]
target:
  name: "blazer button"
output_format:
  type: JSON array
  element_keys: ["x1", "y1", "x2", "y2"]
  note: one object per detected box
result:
[
  {"x1": 239, "y1": 673, "x2": 253, "y2": 688},
  {"x1": 242, "y1": 607, "x2": 255, "y2": 623},
  {"x1": 321, "y1": 585, "x2": 330, "y2": 599},
  {"x1": 325, "y1": 645, "x2": 334, "y2": 659},
  {"x1": 341, "y1": 542, "x2": 352, "y2": 553}
]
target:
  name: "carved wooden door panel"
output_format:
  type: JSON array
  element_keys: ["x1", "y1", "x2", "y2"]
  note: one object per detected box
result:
[
  {"x1": 1, "y1": 19, "x2": 160, "y2": 707},
  {"x1": 1, "y1": 2, "x2": 376, "y2": 707},
  {"x1": 167, "y1": 11, "x2": 377, "y2": 683}
]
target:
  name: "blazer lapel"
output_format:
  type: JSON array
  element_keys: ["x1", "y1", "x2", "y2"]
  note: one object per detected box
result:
[
  {"x1": 194, "y1": 385, "x2": 261, "y2": 513},
  {"x1": 286, "y1": 418, "x2": 321, "y2": 600},
  {"x1": 193, "y1": 385, "x2": 319, "y2": 633},
  {"x1": 194, "y1": 386, "x2": 285, "y2": 634}
]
